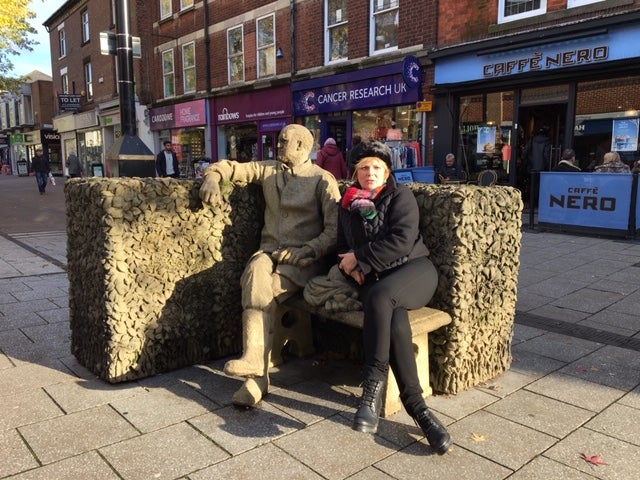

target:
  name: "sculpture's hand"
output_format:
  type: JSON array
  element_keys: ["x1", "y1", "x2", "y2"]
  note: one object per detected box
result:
[
  {"x1": 273, "y1": 246, "x2": 315, "y2": 267},
  {"x1": 199, "y1": 173, "x2": 221, "y2": 205}
]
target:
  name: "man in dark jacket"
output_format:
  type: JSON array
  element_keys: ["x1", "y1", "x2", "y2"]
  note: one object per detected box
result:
[
  {"x1": 31, "y1": 147, "x2": 50, "y2": 195},
  {"x1": 523, "y1": 127, "x2": 551, "y2": 172},
  {"x1": 156, "y1": 141, "x2": 179, "y2": 178},
  {"x1": 552, "y1": 149, "x2": 581, "y2": 172}
]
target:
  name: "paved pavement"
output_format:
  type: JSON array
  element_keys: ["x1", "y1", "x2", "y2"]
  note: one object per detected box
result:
[{"x1": 1, "y1": 174, "x2": 640, "y2": 479}]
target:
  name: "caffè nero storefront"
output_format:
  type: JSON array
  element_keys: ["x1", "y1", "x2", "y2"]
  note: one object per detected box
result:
[
  {"x1": 429, "y1": 13, "x2": 640, "y2": 236},
  {"x1": 429, "y1": 13, "x2": 640, "y2": 184}
]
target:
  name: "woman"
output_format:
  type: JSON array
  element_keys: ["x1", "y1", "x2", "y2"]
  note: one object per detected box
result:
[
  {"x1": 316, "y1": 138, "x2": 348, "y2": 179},
  {"x1": 337, "y1": 141, "x2": 452, "y2": 455}
]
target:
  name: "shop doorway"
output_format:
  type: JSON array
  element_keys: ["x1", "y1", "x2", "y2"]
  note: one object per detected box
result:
[
  {"x1": 325, "y1": 119, "x2": 348, "y2": 157},
  {"x1": 516, "y1": 103, "x2": 567, "y2": 202}
]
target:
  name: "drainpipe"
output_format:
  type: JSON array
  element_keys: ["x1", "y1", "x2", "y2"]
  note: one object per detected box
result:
[
  {"x1": 204, "y1": 0, "x2": 211, "y2": 93},
  {"x1": 290, "y1": 0, "x2": 296, "y2": 76}
]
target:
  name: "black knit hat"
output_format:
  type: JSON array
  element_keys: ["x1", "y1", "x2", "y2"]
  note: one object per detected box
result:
[{"x1": 350, "y1": 140, "x2": 392, "y2": 169}]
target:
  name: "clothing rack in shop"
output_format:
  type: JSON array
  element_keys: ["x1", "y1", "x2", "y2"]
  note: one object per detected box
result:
[{"x1": 383, "y1": 139, "x2": 422, "y2": 169}]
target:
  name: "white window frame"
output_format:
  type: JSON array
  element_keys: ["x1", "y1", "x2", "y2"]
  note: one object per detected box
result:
[
  {"x1": 325, "y1": 0, "x2": 348, "y2": 64},
  {"x1": 567, "y1": 0, "x2": 603, "y2": 7},
  {"x1": 160, "y1": 0, "x2": 172, "y2": 20},
  {"x1": 162, "y1": 49, "x2": 175, "y2": 98},
  {"x1": 370, "y1": 0, "x2": 399, "y2": 55},
  {"x1": 60, "y1": 68, "x2": 69, "y2": 94},
  {"x1": 182, "y1": 42, "x2": 196, "y2": 94},
  {"x1": 81, "y1": 10, "x2": 90, "y2": 43},
  {"x1": 227, "y1": 25, "x2": 244, "y2": 84},
  {"x1": 180, "y1": 0, "x2": 194, "y2": 10},
  {"x1": 84, "y1": 62, "x2": 93, "y2": 101},
  {"x1": 58, "y1": 27, "x2": 66, "y2": 59},
  {"x1": 498, "y1": 0, "x2": 547, "y2": 24},
  {"x1": 257, "y1": 14, "x2": 276, "y2": 78}
]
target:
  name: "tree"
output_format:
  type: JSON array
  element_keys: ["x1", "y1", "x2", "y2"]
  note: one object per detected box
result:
[{"x1": 0, "y1": 0, "x2": 39, "y2": 91}]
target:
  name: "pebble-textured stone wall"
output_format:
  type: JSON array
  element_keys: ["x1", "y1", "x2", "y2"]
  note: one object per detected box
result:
[
  {"x1": 415, "y1": 184, "x2": 523, "y2": 394},
  {"x1": 65, "y1": 178, "x2": 521, "y2": 394},
  {"x1": 65, "y1": 178, "x2": 263, "y2": 382}
]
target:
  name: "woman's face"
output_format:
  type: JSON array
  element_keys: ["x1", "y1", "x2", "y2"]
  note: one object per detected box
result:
[{"x1": 355, "y1": 157, "x2": 389, "y2": 190}]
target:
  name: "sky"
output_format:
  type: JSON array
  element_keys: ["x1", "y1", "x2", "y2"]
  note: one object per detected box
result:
[{"x1": 10, "y1": 0, "x2": 67, "y2": 78}]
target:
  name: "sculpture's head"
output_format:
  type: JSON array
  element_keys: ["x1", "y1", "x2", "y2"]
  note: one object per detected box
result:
[{"x1": 277, "y1": 124, "x2": 314, "y2": 167}]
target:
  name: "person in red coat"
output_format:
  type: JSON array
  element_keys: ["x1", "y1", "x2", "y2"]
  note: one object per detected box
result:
[{"x1": 316, "y1": 138, "x2": 348, "y2": 179}]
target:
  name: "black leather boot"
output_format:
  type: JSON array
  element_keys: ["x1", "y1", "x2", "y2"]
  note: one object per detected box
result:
[
  {"x1": 352, "y1": 378, "x2": 386, "y2": 434},
  {"x1": 414, "y1": 409, "x2": 452, "y2": 455}
]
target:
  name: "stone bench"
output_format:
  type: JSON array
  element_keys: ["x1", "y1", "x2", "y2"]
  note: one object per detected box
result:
[
  {"x1": 272, "y1": 294, "x2": 452, "y2": 417},
  {"x1": 65, "y1": 178, "x2": 522, "y2": 396}
]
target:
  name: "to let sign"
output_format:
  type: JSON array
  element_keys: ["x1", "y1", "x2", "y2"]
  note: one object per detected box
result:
[{"x1": 58, "y1": 94, "x2": 82, "y2": 112}]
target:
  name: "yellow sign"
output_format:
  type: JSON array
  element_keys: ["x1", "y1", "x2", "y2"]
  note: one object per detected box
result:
[{"x1": 416, "y1": 101, "x2": 432, "y2": 112}]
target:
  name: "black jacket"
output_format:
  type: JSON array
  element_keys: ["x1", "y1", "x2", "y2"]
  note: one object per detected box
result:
[
  {"x1": 31, "y1": 154, "x2": 50, "y2": 174},
  {"x1": 155, "y1": 150, "x2": 179, "y2": 177},
  {"x1": 523, "y1": 134, "x2": 551, "y2": 172},
  {"x1": 337, "y1": 176, "x2": 429, "y2": 280}
]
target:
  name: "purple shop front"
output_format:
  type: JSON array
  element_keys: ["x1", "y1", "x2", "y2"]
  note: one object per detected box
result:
[{"x1": 213, "y1": 85, "x2": 292, "y2": 125}]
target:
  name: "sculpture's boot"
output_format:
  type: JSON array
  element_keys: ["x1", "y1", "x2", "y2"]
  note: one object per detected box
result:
[
  {"x1": 352, "y1": 378, "x2": 386, "y2": 434},
  {"x1": 224, "y1": 309, "x2": 272, "y2": 378},
  {"x1": 231, "y1": 376, "x2": 269, "y2": 407},
  {"x1": 414, "y1": 409, "x2": 452, "y2": 455}
]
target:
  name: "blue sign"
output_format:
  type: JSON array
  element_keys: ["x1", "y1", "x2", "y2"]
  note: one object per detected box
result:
[
  {"x1": 293, "y1": 73, "x2": 419, "y2": 115},
  {"x1": 435, "y1": 23, "x2": 640, "y2": 85},
  {"x1": 539, "y1": 172, "x2": 633, "y2": 231}
]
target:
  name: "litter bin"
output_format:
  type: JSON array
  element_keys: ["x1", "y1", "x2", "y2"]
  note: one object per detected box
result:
[
  {"x1": 92, "y1": 163, "x2": 104, "y2": 177},
  {"x1": 17, "y1": 159, "x2": 29, "y2": 176}
]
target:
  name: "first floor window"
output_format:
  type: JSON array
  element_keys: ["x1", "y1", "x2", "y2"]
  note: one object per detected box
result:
[
  {"x1": 371, "y1": 0, "x2": 398, "y2": 54},
  {"x1": 498, "y1": 0, "x2": 547, "y2": 23},
  {"x1": 84, "y1": 62, "x2": 93, "y2": 101},
  {"x1": 162, "y1": 50, "x2": 175, "y2": 98},
  {"x1": 182, "y1": 42, "x2": 196, "y2": 93},
  {"x1": 257, "y1": 14, "x2": 275, "y2": 78},
  {"x1": 326, "y1": 0, "x2": 348, "y2": 63},
  {"x1": 59, "y1": 28, "x2": 66, "y2": 58},
  {"x1": 160, "y1": 0, "x2": 171, "y2": 19},
  {"x1": 567, "y1": 0, "x2": 603, "y2": 7},
  {"x1": 61, "y1": 72, "x2": 69, "y2": 94},
  {"x1": 228, "y1": 26, "x2": 244, "y2": 83},
  {"x1": 180, "y1": 0, "x2": 194, "y2": 10}
]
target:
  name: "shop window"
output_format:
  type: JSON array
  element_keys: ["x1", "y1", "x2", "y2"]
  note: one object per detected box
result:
[
  {"x1": 182, "y1": 42, "x2": 196, "y2": 93},
  {"x1": 228, "y1": 26, "x2": 244, "y2": 84},
  {"x1": 459, "y1": 92, "x2": 515, "y2": 182},
  {"x1": 498, "y1": 0, "x2": 546, "y2": 24},
  {"x1": 326, "y1": 0, "x2": 348, "y2": 64},
  {"x1": 58, "y1": 26, "x2": 66, "y2": 58},
  {"x1": 371, "y1": 0, "x2": 398, "y2": 54},
  {"x1": 257, "y1": 14, "x2": 275, "y2": 78},
  {"x1": 162, "y1": 49, "x2": 175, "y2": 98},
  {"x1": 84, "y1": 62, "x2": 93, "y2": 101},
  {"x1": 160, "y1": 0, "x2": 171, "y2": 19},
  {"x1": 81, "y1": 10, "x2": 90, "y2": 44},
  {"x1": 219, "y1": 124, "x2": 257, "y2": 162},
  {"x1": 568, "y1": 0, "x2": 603, "y2": 7},
  {"x1": 575, "y1": 76, "x2": 640, "y2": 171},
  {"x1": 78, "y1": 130, "x2": 103, "y2": 177}
]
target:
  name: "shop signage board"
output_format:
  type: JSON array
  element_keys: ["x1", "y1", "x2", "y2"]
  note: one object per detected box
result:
[
  {"x1": 149, "y1": 99, "x2": 207, "y2": 131},
  {"x1": 538, "y1": 172, "x2": 633, "y2": 232}
]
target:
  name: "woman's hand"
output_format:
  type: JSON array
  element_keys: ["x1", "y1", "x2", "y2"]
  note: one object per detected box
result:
[{"x1": 338, "y1": 252, "x2": 365, "y2": 285}]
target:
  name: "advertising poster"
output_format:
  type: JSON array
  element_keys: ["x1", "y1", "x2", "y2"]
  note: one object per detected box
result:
[
  {"x1": 539, "y1": 172, "x2": 633, "y2": 231},
  {"x1": 611, "y1": 118, "x2": 639, "y2": 152},
  {"x1": 477, "y1": 126, "x2": 496, "y2": 154}
]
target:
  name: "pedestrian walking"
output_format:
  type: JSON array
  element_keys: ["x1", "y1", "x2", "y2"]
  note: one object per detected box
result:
[{"x1": 31, "y1": 147, "x2": 50, "y2": 195}]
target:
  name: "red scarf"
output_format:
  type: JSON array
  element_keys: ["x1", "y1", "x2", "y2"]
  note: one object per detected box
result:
[{"x1": 341, "y1": 185, "x2": 386, "y2": 219}]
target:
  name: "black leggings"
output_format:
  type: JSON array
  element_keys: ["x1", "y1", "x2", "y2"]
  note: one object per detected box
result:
[{"x1": 360, "y1": 256, "x2": 438, "y2": 417}]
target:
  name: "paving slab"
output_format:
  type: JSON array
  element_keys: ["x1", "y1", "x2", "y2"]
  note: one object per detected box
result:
[
  {"x1": 374, "y1": 440, "x2": 513, "y2": 480},
  {"x1": 544, "y1": 427, "x2": 640, "y2": 479},
  {"x1": 584, "y1": 403, "x2": 640, "y2": 446},
  {"x1": 189, "y1": 443, "x2": 324, "y2": 480},
  {"x1": 512, "y1": 331, "x2": 603, "y2": 363},
  {"x1": 551, "y1": 288, "x2": 625, "y2": 314},
  {"x1": 508, "y1": 455, "x2": 602, "y2": 479},
  {"x1": 484, "y1": 389, "x2": 595, "y2": 438},
  {"x1": 446, "y1": 410, "x2": 557, "y2": 470},
  {"x1": 18, "y1": 404, "x2": 139, "y2": 464},
  {"x1": 0, "y1": 428, "x2": 39, "y2": 478},
  {"x1": 0, "y1": 387, "x2": 63, "y2": 430},
  {"x1": 5, "y1": 451, "x2": 121, "y2": 480},
  {"x1": 189, "y1": 402, "x2": 304, "y2": 456},
  {"x1": 274, "y1": 414, "x2": 399, "y2": 480},
  {"x1": 525, "y1": 372, "x2": 626, "y2": 412},
  {"x1": 99, "y1": 423, "x2": 229, "y2": 480}
]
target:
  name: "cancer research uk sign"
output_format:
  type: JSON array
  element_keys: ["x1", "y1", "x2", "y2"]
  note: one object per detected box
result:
[{"x1": 539, "y1": 172, "x2": 633, "y2": 232}]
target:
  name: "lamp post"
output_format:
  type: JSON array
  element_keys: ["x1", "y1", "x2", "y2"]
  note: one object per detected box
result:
[{"x1": 105, "y1": 0, "x2": 155, "y2": 177}]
